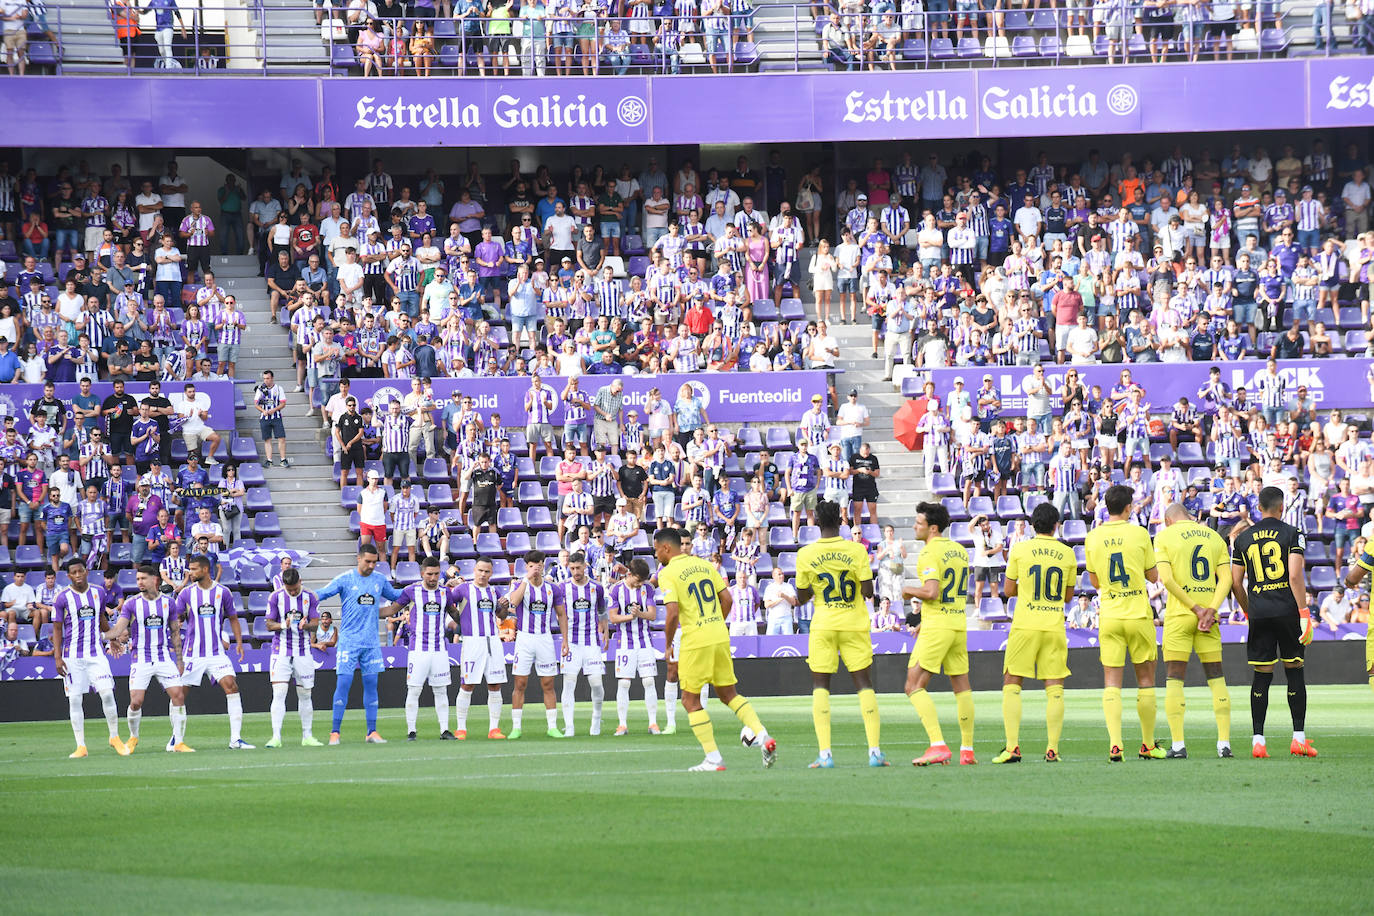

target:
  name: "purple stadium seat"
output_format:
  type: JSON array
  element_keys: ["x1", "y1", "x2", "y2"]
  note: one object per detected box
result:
[
  {"x1": 1126, "y1": 33, "x2": 1147, "y2": 56},
  {"x1": 230, "y1": 437, "x2": 257, "y2": 462},
  {"x1": 1023, "y1": 492, "x2": 1048, "y2": 515},
  {"x1": 423, "y1": 458, "x2": 448, "y2": 483},
  {"x1": 956, "y1": 37, "x2": 981, "y2": 58},
  {"x1": 901, "y1": 38, "x2": 928, "y2": 63},
  {"x1": 245, "y1": 487, "x2": 273, "y2": 512},
  {"x1": 929, "y1": 37, "x2": 955, "y2": 59},
  {"x1": 931, "y1": 473, "x2": 958, "y2": 497},
  {"x1": 767, "y1": 503, "x2": 788, "y2": 525},
  {"x1": 779, "y1": 298, "x2": 806, "y2": 321},
  {"x1": 116, "y1": 568, "x2": 139, "y2": 592},
  {"x1": 1176, "y1": 442, "x2": 1205, "y2": 466},
  {"x1": 941, "y1": 497, "x2": 968, "y2": 522},
  {"x1": 109, "y1": 542, "x2": 132, "y2": 568},
  {"x1": 1344, "y1": 330, "x2": 1367, "y2": 351},
  {"x1": 525, "y1": 505, "x2": 555, "y2": 531},
  {"x1": 433, "y1": 17, "x2": 456, "y2": 37},
  {"x1": 517, "y1": 481, "x2": 544, "y2": 507},
  {"x1": 535, "y1": 531, "x2": 561, "y2": 553},
  {"x1": 394, "y1": 561, "x2": 421, "y2": 586},
  {"x1": 247, "y1": 592, "x2": 270, "y2": 616},
  {"x1": 751, "y1": 299, "x2": 779, "y2": 321},
  {"x1": 1061, "y1": 519, "x2": 1087, "y2": 544},
  {"x1": 735, "y1": 427, "x2": 763, "y2": 452},
  {"x1": 426, "y1": 484, "x2": 455, "y2": 509},
  {"x1": 732, "y1": 41, "x2": 760, "y2": 65},
  {"x1": 1031, "y1": 9, "x2": 1058, "y2": 29},
  {"x1": 348, "y1": 510, "x2": 361, "y2": 534},
  {"x1": 1305, "y1": 541, "x2": 1331, "y2": 565},
  {"x1": 506, "y1": 531, "x2": 533, "y2": 554},
  {"x1": 538, "y1": 456, "x2": 560, "y2": 479},
  {"x1": 496, "y1": 507, "x2": 523, "y2": 532},
  {"x1": 14, "y1": 545, "x2": 41, "y2": 569},
  {"x1": 777, "y1": 552, "x2": 798, "y2": 575},
  {"x1": 948, "y1": 522, "x2": 973, "y2": 545},
  {"x1": 967, "y1": 496, "x2": 994, "y2": 517},
  {"x1": 239, "y1": 463, "x2": 266, "y2": 486},
  {"x1": 765, "y1": 428, "x2": 793, "y2": 451},
  {"x1": 1011, "y1": 36, "x2": 1037, "y2": 57},
  {"x1": 1149, "y1": 442, "x2": 1172, "y2": 463},
  {"x1": 627, "y1": 255, "x2": 650, "y2": 276},
  {"x1": 251, "y1": 617, "x2": 271, "y2": 641},
  {"x1": 1093, "y1": 34, "x2": 1110, "y2": 55},
  {"x1": 340, "y1": 485, "x2": 361, "y2": 508},
  {"x1": 438, "y1": 44, "x2": 462, "y2": 69},
  {"x1": 475, "y1": 532, "x2": 502, "y2": 555},
  {"x1": 1003, "y1": 9, "x2": 1030, "y2": 31},
  {"x1": 798, "y1": 525, "x2": 820, "y2": 545},
  {"x1": 769, "y1": 528, "x2": 797, "y2": 551},
  {"x1": 979, "y1": 598, "x2": 1011, "y2": 623},
  {"x1": 995, "y1": 495, "x2": 1024, "y2": 519},
  {"x1": 252, "y1": 512, "x2": 283, "y2": 538},
  {"x1": 0, "y1": 240, "x2": 15, "y2": 260},
  {"x1": 450, "y1": 533, "x2": 477, "y2": 558},
  {"x1": 238, "y1": 565, "x2": 269, "y2": 589},
  {"x1": 1309, "y1": 566, "x2": 1337, "y2": 590},
  {"x1": 331, "y1": 43, "x2": 358, "y2": 69},
  {"x1": 1259, "y1": 27, "x2": 1288, "y2": 54}
]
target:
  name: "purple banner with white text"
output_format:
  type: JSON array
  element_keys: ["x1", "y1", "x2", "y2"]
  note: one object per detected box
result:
[
  {"x1": 342, "y1": 372, "x2": 830, "y2": 425},
  {"x1": 0, "y1": 380, "x2": 237, "y2": 437},
  {"x1": 903, "y1": 358, "x2": 1374, "y2": 413},
  {"x1": 5, "y1": 625, "x2": 1365, "y2": 681},
  {"x1": 1, "y1": 58, "x2": 1368, "y2": 148}
]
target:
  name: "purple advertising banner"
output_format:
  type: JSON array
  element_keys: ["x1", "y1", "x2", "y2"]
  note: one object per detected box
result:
[
  {"x1": 902, "y1": 358, "x2": 1374, "y2": 412},
  {"x1": 6, "y1": 624, "x2": 1364, "y2": 681},
  {"x1": 320, "y1": 77, "x2": 652, "y2": 146},
  {"x1": 1, "y1": 58, "x2": 1369, "y2": 148},
  {"x1": 343, "y1": 371, "x2": 830, "y2": 425},
  {"x1": 0, "y1": 380, "x2": 237, "y2": 437}
]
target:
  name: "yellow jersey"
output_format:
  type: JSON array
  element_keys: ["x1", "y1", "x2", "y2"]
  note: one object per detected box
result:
[
  {"x1": 1004, "y1": 535, "x2": 1076, "y2": 632},
  {"x1": 1083, "y1": 519, "x2": 1156, "y2": 621},
  {"x1": 1152, "y1": 520, "x2": 1229, "y2": 621},
  {"x1": 913, "y1": 536, "x2": 969, "y2": 632},
  {"x1": 659, "y1": 553, "x2": 730, "y2": 651},
  {"x1": 796, "y1": 536, "x2": 875, "y2": 632}
]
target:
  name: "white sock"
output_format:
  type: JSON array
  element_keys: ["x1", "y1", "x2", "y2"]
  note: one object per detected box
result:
[
  {"x1": 127, "y1": 706, "x2": 142, "y2": 739},
  {"x1": 226, "y1": 692, "x2": 243, "y2": 743},
  {"x1": 616, "y1": 679, "x2": 631, "y2": 727},
  {"x1": 1253, "y1": 734, "x2": 1266, "y2": 746},
  {"x1": 434, "y1": 688, "x2": 449, "y2": 733},
  {"x1": 643, "y1": 677, "x2": 658, "y2": 726},
  {"x1": 455, "y1": 688, "x2": 473, "y2": 731},
  {"x1": 487, "y1": 689, "x2": 502, "y2": 731},
  {"x1": 99, "y1": 690, "x2": 119, "y2": 739},
  {"x1": 405, "y1": 685, "x2": 422, "y2": 733},
  {"x1": 271, "y1": 684, "x2": 288, "y2": 740},
  {"x1": 544, "y1": 707, "x2": 557, "y2": 729},
  {"x1": 589, "y1": 678, "x2": 604, "y2": 734},
  {"x1": 1172, "y1": 741, "x2": 1185, "y2": 751},
  {"x1": 819, "y1": 748, "x2": 833, "y2": 760},
  {"x1": 1294, "y1": 730, "x2": 1306, "y2": 743},
  {"x1": 665, "y1": 680, "x2": 678, "y2": 727},
  {"x1": 1217, "y1": 740, "x2": 1230, "y2": 752},
  {"x1": 69, "y1": 693, "x2": 86, "y2": 747},
  {"x1": 512, "y1": 707, "x2": 523, "y2": 730},
  {"x1": 705, "y1": 749, "x2": 723, "y2": 764},
  {"x1": 700, "y1": 684, "x2": 711, "y2": 703},
  {"x1": 170, "y1": 705, "x2": 186, "y2": 744},
  {"x1": 562, "y1": 677, "x2": 577, "y2": 732},
  {"x1": 297, "y1": 688, "x2": 313, "y2": 737}
]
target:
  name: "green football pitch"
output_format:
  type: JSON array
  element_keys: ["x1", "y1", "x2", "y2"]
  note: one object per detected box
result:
[{"x1": 4, "y1": 685, "x2": 1374, "y2": 914}]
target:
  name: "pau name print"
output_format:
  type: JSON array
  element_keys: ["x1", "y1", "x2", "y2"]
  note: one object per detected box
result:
[{"x1": 352, "y1": 93, "x2": 612, "y2": 131}]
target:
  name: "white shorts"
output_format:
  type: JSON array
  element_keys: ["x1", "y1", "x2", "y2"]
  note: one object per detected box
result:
[
  {"x1": 562, "y1": 642, "x2": 606, "y2": 678},
  {"x1": 180, "y1": 653, "x2": 236, "y2": 686},
  {"x1": 729, "y1": 620, "x2": 758, "y2": 637},
  {"x1": 62, "y1": 654, "x2": 114, "y2": 696},
  {"x1": 459, "y1": 635, "x2": 508, "y2": 686},
  {"x1": 393, "y1": 528, "x2": 416, "y2": 549},
  {"x1": 270, "y1": 653, "x2": 317, "y2": 688},
  {"x1": 513, "y1": 631, "x2": 557, "y2": 678},
  {"x1": 406, "y1": 649, "x2": 453, "y2": 688},
  {"x1": 614, "y1": 645, "x2": 658, "y2": 679},
  {"x1": 129, "y1": 659, "x2": 180, "y2": 692}
]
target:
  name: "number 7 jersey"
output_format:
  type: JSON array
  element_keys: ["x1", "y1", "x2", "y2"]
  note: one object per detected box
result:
[
  {"x1": 796, "y1": 536, "x2": 874, "y2": 632},
  {"x1": 914, "y1": 536, "x2": 970, "y2": 632}
]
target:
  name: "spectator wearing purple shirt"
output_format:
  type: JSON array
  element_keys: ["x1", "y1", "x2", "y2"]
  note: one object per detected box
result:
[
  {"x1": 126, "y1": 481, "x2": 164, "y2": 564},
  {"x1": 448, "y1": 191, "x2": 484, "y2": 249},
  {"x1": 473, "y1": 227, "x2": 505, "y2": 314}
]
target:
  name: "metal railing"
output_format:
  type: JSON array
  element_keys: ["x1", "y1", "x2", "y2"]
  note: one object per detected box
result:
[{"x1": 7, "y1": 0, "x2": 1357, "y2": 77}]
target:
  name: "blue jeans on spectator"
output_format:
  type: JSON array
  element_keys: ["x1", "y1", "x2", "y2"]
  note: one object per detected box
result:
[
  {"x1": 52, "y1": 228, "x2": 79, "y2": 258},
  {"x1": 131, "y1": 532, "x2": 149, "y2": 564},
  {"x1": 1312, "y1": 2, "x2": 1334, "y2": 50},
  {"x1": 1031, "y1": 412, "x2": 1051, "y2": 435},
  {"x1": 604, "y1": 49, "x2": 629, "y2": 75},
  {"x1": 155, "y1": 280, "x2": 181, "y2": 307},
  {"x1": 621, "y1": 199, "x2": 640, "y2": 237},
  {"x1": 660, "y1": 48, "x2": 680, "y2": 73},
  {"x1": 398, "y1": 290, "x2": 419, "y2": 317},
  {"x1": 1297, "y1": 228, "x2": 1320, "y2": 252},
  {"x1": 841, "y1": 435, "x2": 861, "y2": 463},
  {"x1": 645, "y1": 226, "x2": 667, "y2": 248},
  {"x1": 829, "y1": 45, "x2": 857, "y2": 70},
  {"x1": 1263, "y1": 406, "x2": 1286, "y2": 427},
  {"x1": 797, "y1": 618, "x2": 812, "y2": 634},
  {"x1": 1021, "y1": 460, "x2": 1045, "y2": 489},
  {"x1": 22, "y1": 238, "x2": 50, "y2": 260},
  {"x1": 220, "y1": 212, "x2": 246, "y2": 255}
]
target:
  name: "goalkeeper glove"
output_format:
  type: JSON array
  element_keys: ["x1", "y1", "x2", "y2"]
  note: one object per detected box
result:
[{"x1": 1298, "y1": 610, "x2": 1314, "y2": 646}]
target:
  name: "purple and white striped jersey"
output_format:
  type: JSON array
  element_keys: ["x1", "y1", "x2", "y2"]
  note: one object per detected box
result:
[
  {"x1": 173, "y1": 583, "x2": 237, "y2": 659},
  {"x1": 119, "y1": 593, "x2": 175, "y2": 664},
  {"x1": 54, "y1": 585, "x2": 113, "y2": 659},
  {"x1": 509, "y1": 580, "x2": 556, "y2": 635},
  {"x1": 267, "y1": 588, "x2": 320, "y2": 658},
  {"x1": 218, "y1": 308, "x2": 245, "y2": 346},
  {"x1": 180, "y1": 214, "x2": 214, "y2": 247},
  {"x1": 380, "y1": 412, "x2": 412, "y2": 453},
  {"x1": 728, "y1": 584, "x2": 761, "y2": 624},
  {"x1": 526, "y1": 384, "x2": 555, "y2": 424},
  {"x1": 77, "y1": 498, "x2": 107, "y2": 537},
  {"x1": 397, "y1": 583, "x2": 450, "y2": 652},
  {"x1": 559, "y1": 579, "x2": 605, "y2": 647},
  {"x1": 610, "y1": 581, "x2": 655, "y2": 650},
  {"x1": 451, "y1": 582, "x2": 502, "y2": 638}
]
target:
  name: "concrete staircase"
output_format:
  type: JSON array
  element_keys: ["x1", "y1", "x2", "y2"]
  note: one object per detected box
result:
[
  {"x1": 206, "y1": 254, "x2": 358, "y2": 587},
  {"x1": 259, "y1": 0, "x2": 331, "y2": 72},
  {"x1": 48, "y1": 0, "x2": 126, "y2": 71}
]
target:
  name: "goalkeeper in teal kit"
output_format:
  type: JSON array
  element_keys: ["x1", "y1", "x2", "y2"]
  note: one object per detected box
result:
[{"x1": 318, "y1": 544, "x2": 403, "y2": 744}]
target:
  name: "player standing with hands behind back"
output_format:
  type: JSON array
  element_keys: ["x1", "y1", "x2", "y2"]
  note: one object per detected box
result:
[
  {"x1": 1231, "y1": 485, "x2": 1317, "y2": 759},
  {"x1": 656, "y1": 527, "x2": 776, "y2": 771}
]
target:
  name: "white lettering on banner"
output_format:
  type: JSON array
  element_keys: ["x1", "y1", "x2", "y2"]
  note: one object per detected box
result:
[
  {"x1": 492, "y1": 94, "x2": 609, "y2": 129},
  {"x1": 353, "y1": 96, "x2": 482, "y2": 130},
  {"x1": 841, "y1": 89, "x2": 970, "y2": 124},
  {"x1": 981, "y1": 84, "x2": 1101, "y2": 120},
  {"x1": 352, "y1": 93, "x2": 616, "y2": 132},
  {"x1": 717, "y1": 387, "x2": 805, "y2": 406},
  {"x1": 1326, "y1": 75, "x2": 1374, "y2": 110},
  {"x1": 1226, "y1": 365, "x2": 1326, "y2": 399}
]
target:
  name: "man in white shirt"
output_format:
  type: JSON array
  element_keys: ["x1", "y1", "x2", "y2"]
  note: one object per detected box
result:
[
  {"x1": 970, "y1": 514, "x2": 1005, "y2": 605},
  {"x1": 706, "y1": 178, "x2": 740, "y2": 222},
  {"x1": 174, "y1": 382, "x2": 221, "y2": 465},
  {"x1": 835, "y1": 389, "x2": 870, "y2": 462},
  {"x1": 1013, "y1": 193, "x2": 1043, "y2": 244},
  {"x1": 543, "y1": 201, "x2": 578, "y2": 264},
  {"x1": 762, "y1": 567, "x2": 797, "y2": 635},
  {"x1": 805, "y1": 321, "x2": 840, "y2": 369},
  {"x1": 1320, "y1": 586, "x2": 1352, "y2": 631},
  {"x1": 1, "y1": 570, "x2": 39, "y2": 639},
  {"x1": 642, "y1": 187, "x2": 670, "y2": 247},
  {"x1": 335, "y1": 249, "x2": 365, "y2": 306},
  {"x1": 1343, "y1": 168, "x2": 1371, "y2": 236},
  {"x1": 1065, "y1": 313, "x2": 1099, "y2": 364},
  {"x1": 134, "y1": 180, "x2": 163, "y2": 234},
  {"x1": 319, "y1": 203, "x2": 346, "y2": 245}
]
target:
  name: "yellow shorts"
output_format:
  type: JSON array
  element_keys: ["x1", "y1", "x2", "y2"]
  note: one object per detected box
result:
[
  {"x1": 807, "y1": 628, "x2": 874, "y2": 675},
  {"x1": 1162, "y1": 613, "x2": 1223, "y2": 663},
  {"x1": 909, "y1": 627, "x2": 969, "y2": 677},
  {"x1": 678, "y1": 642, "x2": 737, "y2": 695},
  {"x1": 1366, "y1": 634, "x2": 1374, "y2": 672},
  {"x1": 1099, "y1": 617, "x2": 1158, "y2": 667},
  {"x1": 1003, "y1": 628, "x2": 1071, "y2": 681}
]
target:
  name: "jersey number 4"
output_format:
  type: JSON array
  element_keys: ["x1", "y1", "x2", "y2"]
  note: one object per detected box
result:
[{"x1": 1108, "y1": 552, "x2": 1129, "y2": 587}]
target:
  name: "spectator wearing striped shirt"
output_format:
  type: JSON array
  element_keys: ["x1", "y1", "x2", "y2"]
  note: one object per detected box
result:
[
  {"x1": 389, "y1": 479, "x2": 422, "y2": 569},
  {"x1": 1255, "y1": 357, "x2": 1288, "y2": 428},
  {"x1": 1295, "y1": 185, "x2": 1324, "y2": 254}
]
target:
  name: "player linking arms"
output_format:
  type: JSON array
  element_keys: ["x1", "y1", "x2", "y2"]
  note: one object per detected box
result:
[
  {"x1": 1154, "y1": 503, "x2": 1233, "y2": 759},
  {"x1": 655, "y1": 527, "x2": 776, "y2": 772},
  {"x1": 795, "y1": 498, "x2": 885, "y2": 768},
  {"x1": 1232, "y1": 485, "x2": 1317, "y2": 759},
  {"x1": 317, "y1": 543, "x2": 402, "y2": 745}
]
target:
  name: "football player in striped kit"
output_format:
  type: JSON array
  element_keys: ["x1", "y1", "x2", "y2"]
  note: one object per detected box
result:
[
  {"x1": 108, "y1": 564, "x2": 192, "y2": 752},
  {"x1": 506, "y1": 550, "x2": 569, "y2": 739},
  {"x1": 53, "y1": 557, "x2": 129, "y2": 758},
  {"x1": 609, "y1": 559, "x2": 661, "y2": 736},
  {"x1": 447, "y1": 557, "x2": 508, "y2": 740},
  {"x1": 264, "y1": 567, "x2": 323, "y2": 748},
  {"x1": 557, "y1": 552, "x2": 608, "y2": 737},
  {"x1": 396, "y1": 558, "x2": 456, "y2": 742},
  {"x1": 172, "y1": 554, "x2": 254, "y2": 749}
]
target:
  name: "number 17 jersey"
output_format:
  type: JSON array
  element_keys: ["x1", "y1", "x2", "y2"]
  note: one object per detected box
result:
[{"x1": 796, "y1": 536, "x2": 874, "y2": 632}]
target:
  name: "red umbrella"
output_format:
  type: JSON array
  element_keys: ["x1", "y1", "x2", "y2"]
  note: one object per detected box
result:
[{"x1": 893, "y1": 399, "x2": 926, "y2": 452}]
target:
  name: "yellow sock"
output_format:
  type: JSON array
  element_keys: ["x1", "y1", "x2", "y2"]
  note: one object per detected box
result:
[
  {"x1": 1045, "y1": 685, "x2": 1064, "y2": 753},
  {"x1": 688, "y1": 709, "x2": 717, "y2": 755},
  {"x1": 1103, "y1": 686, "x2": 1123, "y2": 749},
  {"x1": 857, "y1": 688, "x2": 881, "y2": 751},
  {"x1": 1001, "y1": 684, "x2": 1022, "y2": 750},
  {"x1": 1165, "y1": 679, "x2": 1186, "y2": 745},
  {"x1": 727, "y1": 694, "x2": 765, "y2": 738},
  {"x1": 955, "y1": 690, "x2": 975, "y2": 749},
  {"x1": 908, "y1": 689, "x2": 944, "y2": 745},
  {"x1": 1208, "y1": 676, "x2": 1231, "y2": 745},
  {"x1": 1368, "y1": 675, "x2": 1374, "y2": 694},
  {"x1": 812, "y1": 688, "x2": 831, "y2": 754},
  {"x1": 1137, "y1": 687, "x2": 1157, "y2": 747}
]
